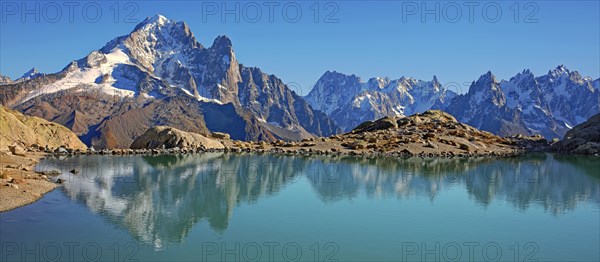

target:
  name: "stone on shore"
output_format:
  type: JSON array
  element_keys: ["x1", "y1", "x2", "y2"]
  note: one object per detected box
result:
[{"x1": 8, "y1": 145, "x2": 27, "y2": 156}]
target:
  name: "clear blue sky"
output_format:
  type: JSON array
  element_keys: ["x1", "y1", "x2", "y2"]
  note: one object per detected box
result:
[{"x1": 1, "y1": 1, "x2": 598, "y2": 94}]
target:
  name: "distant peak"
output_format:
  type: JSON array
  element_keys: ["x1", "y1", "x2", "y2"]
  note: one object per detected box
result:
[
  {"x1": 322, "y1": 70, "x2": 352, "y2": 78},
  {"x1": 212, "y1": 35, "x2": 232, "y2": 48},
  {"x1": 143, "y1": 14, "x2": 169, "y2": 25},
  {"x1": 478, "y1": 71, "x2": 496, "y2": 82},
  {"x1": 549, "y1": 65, "x2": 570, "y2": 77},
  {"x1": 19, "y1": 67, "x2": 41, "y2": 79},
  {"x1": 133, "y1": 14, "x2": 173, "y2": 31},
  {"x1": 25, "y1": 67, "x2": 38, "y2": 74},
  {"x1": 555, "y1": 64, "x2": 568, "y2": 72}
]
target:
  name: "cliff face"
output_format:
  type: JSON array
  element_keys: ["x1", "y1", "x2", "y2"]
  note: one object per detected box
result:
[
  {"x1": 0, "y1": 106, "x2": 87, "y2": 151},
  {"x1": 553, "y1": 113, "x2": 600, "y2": 154}
]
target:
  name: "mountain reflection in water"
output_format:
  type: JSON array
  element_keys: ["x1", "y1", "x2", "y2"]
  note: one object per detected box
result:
[{"x1": 37, "y1": 153, "x2": 600, "y2": 247}]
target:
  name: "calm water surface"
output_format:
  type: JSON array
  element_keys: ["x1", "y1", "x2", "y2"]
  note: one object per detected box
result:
[{"x1": 1, "y1": 153, "x2": 598, "y2": 261}]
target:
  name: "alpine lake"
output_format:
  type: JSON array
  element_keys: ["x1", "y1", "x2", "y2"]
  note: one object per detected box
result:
[{"x1": 1, "y1": 153, "x2": 599, "y2": 261}]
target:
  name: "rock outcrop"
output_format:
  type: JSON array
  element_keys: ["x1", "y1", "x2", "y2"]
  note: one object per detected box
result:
[
  {"x1": 218, "y1": 110, "x2": 528, "y2": 157},
  {"x1": 343, "y1": 110, "x2": 522, "y2": 155},
  {"x1": 0, "y1": 106, "x2": 87, "y2": 151},
  {"x1": 553, "y1": 113, "x2": 600, "y2": 154},
  {"x1": 130, "y1": 126, "x2": 224, "y2": 150}
]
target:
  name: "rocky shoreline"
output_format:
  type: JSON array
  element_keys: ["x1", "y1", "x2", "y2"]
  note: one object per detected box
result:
[
  {"x1": 0, "y1": 137, "x2": 591, "y2": 213},
  {"x1": 2, "y1": 111, "x2": 598, "y2": 213},
  {"x1": 0, "y1": 151, "x2": 57, "y2": 212}
]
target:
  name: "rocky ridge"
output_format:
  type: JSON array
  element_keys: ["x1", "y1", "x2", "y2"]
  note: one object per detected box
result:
[{"x1": 552, "y1": 113, "x2": 600, "y2": 154}]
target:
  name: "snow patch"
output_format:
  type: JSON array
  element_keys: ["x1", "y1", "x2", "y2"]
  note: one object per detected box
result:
[{"x1": 23, "y1": 48, "x2": 137, "y2": 102}]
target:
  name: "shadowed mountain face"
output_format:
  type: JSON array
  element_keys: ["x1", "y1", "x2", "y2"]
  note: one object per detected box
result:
[
  {"x1": 0, "y1": 15, "x2": 339, "y2": 148},
  {"x1": 36, "y1": 153, "x2": 599, "y2": 247}
]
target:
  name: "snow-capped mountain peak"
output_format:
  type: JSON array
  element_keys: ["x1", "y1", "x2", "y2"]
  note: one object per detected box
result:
[
  {"x1": 133, "y1": 14, "x2": 171, "y2": 31},
  {"x1": 0, "y1": 14, "x2": 339, "y2": 147},
  {"x1": 445, "y1": 67, "x2": 599, "y2": 139},
  {"x1": 548, "y1": 65, "x2": 570, "y2": 79}
]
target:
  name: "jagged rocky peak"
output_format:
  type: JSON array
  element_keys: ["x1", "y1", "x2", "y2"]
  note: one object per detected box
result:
[
  {"x1": 99, "y1": 14, "x2": 202, "y2": 73},
  {"x1": 546, "y1": 65, "x2": 590, "y2": 83},
  {"x1": 517, "y1": 68, "x2": 534, "y2": 79},
  {"x1": 304, "y1": 71, "x2": 364, "y2": 114},
  {"x1": 506, "y1": 69, "x2": 536, "y2": 86},
  {"x1": 321, "y1": 70, "x2": 362, "y2": 83},
  {"x1": 19, "y1": 67, "x2": 42, "y2": 80},
  {"x1": 367, "y1": 77, "x2": 390, "y2": 89},
  {"x1": 549, "y1": 64, "x2": 570, "y2": 77},
  {"x1": 432, "y1": 75, "x2": 440, "y2": 86},
  {"x1": 0, "y1": 74, "x2": 12, "y2": 84},
  {"x1": 478, "y1": 71, "x2": 497, "y2": 83},
  {"x1": 138, "y1": 14, "x2": 169, "y2": 27},
  {"x1": 208, "y1": 35, "x2": 236, "y2": 64},
  {"x1": 61, "y1": 61, "x2": 79, "y2": 73},
  {"x1": 468, "y1": 71, "x2": 502, "y2": 94},
  {"x1": 212, "y1": 35, "x2": 233, "y2": 49}
]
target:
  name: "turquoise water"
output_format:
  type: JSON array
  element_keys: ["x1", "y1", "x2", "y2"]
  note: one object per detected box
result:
[{"x1": 1, "y1": 153, "x2": 599, "y2": 261}]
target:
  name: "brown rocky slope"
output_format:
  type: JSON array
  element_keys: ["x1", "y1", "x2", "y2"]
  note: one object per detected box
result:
[{"x1": 0, "y1": 106, "x2": 87, "y2": 151}]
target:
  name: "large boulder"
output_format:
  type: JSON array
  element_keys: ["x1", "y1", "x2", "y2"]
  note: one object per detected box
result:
[
  {"x1": 211, "y1": 132, "x2": 231, "y2": 140},
  {"x1": 130, "y1": 126, "x2": 224, "y2": 149},
  {"x1": 554, "y1": 113, "x2": 600, "y2": 154},
  {"x1": 352, "y1": 117, "x2": 399, "y2": 133},
  {"x1": 8, "y1": 145, "x2": 26, "y2": 156},
  {"x1": 0, "y1": 106, "x2": 87, "y2": 151}
]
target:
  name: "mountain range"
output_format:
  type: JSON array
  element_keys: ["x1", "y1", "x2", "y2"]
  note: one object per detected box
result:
[
  {"x1": 304, "y1": 71, "x2": 457, "y2": 131},
  {"x1": 0, "y1": 15, "x2": 338, "y2": 149},
  {"x1": 1, "y1": 14, "x2": 598, "y2": 148},
  {"x1": 305, "y1": 66, "x2": 599, "y2": 139}
]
